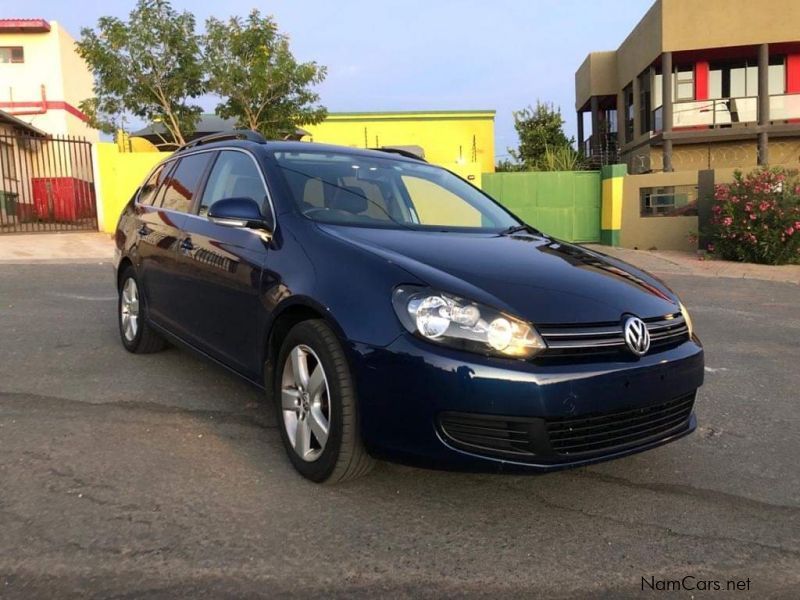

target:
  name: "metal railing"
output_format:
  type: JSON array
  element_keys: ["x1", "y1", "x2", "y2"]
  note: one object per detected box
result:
[
  {"x1": 582, "y1": 132, "x2": 619, "y2": 168},
  {"x1": 769, "y1": 92, "x2": 800, "y2": 121},
  {"x1": 649, "y1": 93, "x2": 800, "y2": 131}
]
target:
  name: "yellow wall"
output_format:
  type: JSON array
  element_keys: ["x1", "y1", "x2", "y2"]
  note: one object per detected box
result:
[
  {"x1": 95, "y1": 143, "x2": 169, "y2": 232},
  {"x1": 99, "y1": 110, "x2": 490, "y2": 232},
  {"x1": 302, "y1": 111, "x2": 496, "y2": 173}
]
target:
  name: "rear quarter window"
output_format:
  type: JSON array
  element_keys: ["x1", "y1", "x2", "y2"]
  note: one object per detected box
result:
[{"x1": 137, "y1": 163, "x2": 170, "y2": 206}]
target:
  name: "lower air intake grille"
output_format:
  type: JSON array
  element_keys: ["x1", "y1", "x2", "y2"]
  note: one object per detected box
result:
[
  {"x1": 546, "y1": 394, "x2": 695, "y2": 456},
  {"x1": 438, "y1": 412, "x2": 541, "y2": 460}
]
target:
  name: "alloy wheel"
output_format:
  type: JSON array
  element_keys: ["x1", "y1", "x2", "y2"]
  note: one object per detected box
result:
[
  {"x1": 280, "y1": 345, "x2": 331, "y2": 462},
  {"x1": 120, "y1": 277, "x2": 140, "y2": 342}
]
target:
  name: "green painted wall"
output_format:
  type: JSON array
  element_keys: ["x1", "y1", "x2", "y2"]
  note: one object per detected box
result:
[{"x1": 481, "y1": 171, "x2": 601, "y2": 242}]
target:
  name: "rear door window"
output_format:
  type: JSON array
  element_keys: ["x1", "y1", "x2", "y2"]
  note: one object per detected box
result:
[{"x1": 159, "y1": 153, "x2": 214, "y2": 213}]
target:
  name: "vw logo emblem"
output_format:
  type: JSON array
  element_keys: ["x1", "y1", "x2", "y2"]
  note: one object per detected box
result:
[{"x1": 623, "y1": 316, "x2": 650, "y2": 356}]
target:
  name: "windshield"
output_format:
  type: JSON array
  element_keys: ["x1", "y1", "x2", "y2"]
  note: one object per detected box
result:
[{"x1": 271, "y1": 149, "x2": 520, "y2": 231}]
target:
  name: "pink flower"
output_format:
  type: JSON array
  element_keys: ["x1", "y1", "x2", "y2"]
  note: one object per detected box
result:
[
  {"x1": 750, "y1": 214, "x2": 757, "y2": 220},
  {"x1": 722, "y1": 217, "x2": 733, "y2": 227},
  {"x1": 787, "y1": 226, "x2": 795, "y2": 236},
  {"x1": 759, "y1": 201, "x2": 770, "y2": 212}
]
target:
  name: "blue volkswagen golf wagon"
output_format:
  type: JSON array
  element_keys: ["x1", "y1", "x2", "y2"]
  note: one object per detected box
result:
[{"x1": 113, "y1": 130, "x2": 704, "y2": 483}]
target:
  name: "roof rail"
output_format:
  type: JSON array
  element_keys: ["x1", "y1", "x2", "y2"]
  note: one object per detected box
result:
[
  {"x1": 370, "y1": 146, "x2": 427, "y2": 162},
  {"x1": 176, "y1": 129, "x2": 267, "y2": 152}
]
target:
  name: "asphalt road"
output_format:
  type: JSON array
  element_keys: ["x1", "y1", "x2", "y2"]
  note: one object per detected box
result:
[{"x1": 0, "y1": 263, "x2": 798, "y2": 599}]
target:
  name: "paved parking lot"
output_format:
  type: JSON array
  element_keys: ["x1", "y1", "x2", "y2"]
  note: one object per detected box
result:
[{"x1": 1, "y1": 263, "x2": 798, "y2": 598}]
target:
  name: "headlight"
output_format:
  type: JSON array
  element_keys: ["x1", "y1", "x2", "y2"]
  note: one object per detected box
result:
[
  {"x1": 392, "y1": 286, "x2": 546, "y2": 359},
  {"x1": 678, "y1": 300, "x2": 694, "y2": 338}
]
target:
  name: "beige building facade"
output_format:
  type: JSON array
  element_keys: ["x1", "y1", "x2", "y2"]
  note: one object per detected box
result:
[
  {"x1": 0, "y1": 18, "x2": 98, "y2": 140},
  {"x1": 575, "y1": 0, "x2": 800, "y2": 173}
]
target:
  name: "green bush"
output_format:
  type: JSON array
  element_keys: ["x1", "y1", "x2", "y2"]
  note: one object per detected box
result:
[{"x1": 710, "y1": 168, "x2": 800, "y2": 265}]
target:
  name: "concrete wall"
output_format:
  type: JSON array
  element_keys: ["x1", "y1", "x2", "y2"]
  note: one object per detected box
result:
[
  {"x1": 575, "y1": 52, "x2": 617, "y2": 110},
  {"x1": 302, "y1": 111, "x2": 496, "y2": 174},
  {"x1": 95, "y1": 143, "x2": 168, "y2": 232},
  {"x1": 625, "y1": 138, "x2": 800, "y2": 173},
  {"x1": 620, "y1": 168, "x2": 739, "y2": 251},
  {"x1": 662, "y1": 0, "x2": 800, "y2": 52},
  {"x1": 615, "y1": 0, "x2": 663, "y2": 91}
]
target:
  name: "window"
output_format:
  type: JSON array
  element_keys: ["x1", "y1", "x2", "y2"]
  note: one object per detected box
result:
[
  {"x1": 0, "y1": 139, "x2": 16, "y2": 180},
  {"x1": 0, "y1": 47, "x2": 24, "y2": 63},
  {"x1": 769, "y1": 57, "x2": 786, "y2": 95},
  {"x1": 271, "y1": 150, "x2": 518, "y2": 232},
  {"x1": 640, "y1": 185, "x2": 698, "y2": 217},
  {"x1": 159, "y1": 153, "x2": 213, "y2": 213},
  {"x1": 402, "y1": 176, "x2": 482, "y2": 227},
  {"x1": 199, "y1": 151, "x2": 267, "y2": 216},
  {"x1": 675, "y1": 67, "x2": 694, "y2": 101},
  {"x1": 623, "y1": 83, "x2": 634, "y2": 142},
  {"x1": 638, "y1": 70, "x2": 652, "y2": 134},
  {"x1": 137, "y1": 163, "x2": 170, "y2": 205}
]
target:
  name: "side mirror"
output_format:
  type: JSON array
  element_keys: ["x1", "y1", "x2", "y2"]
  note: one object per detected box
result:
[{"x1": 207, "y1": 197, "x2": 271, "y2": 231}]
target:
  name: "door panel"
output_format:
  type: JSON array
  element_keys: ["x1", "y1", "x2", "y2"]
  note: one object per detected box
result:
[
  {"x1": 176, "y1": 214, "x2": 268, "y2": 375},
  {"x1": 137, "y1": 152, "x2": 214, "y2": 331},
  {"x1": 173, "y1": 150, "x2": 272, "y2": 376},
  {"x1": 136, "y1": 206, "x2": 188, "y2": 328}
]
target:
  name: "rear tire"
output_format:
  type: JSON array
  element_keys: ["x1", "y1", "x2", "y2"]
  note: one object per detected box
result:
[
  {"x1": 118, "y1": 267, "x2": 166, "y2": 354},
  {"x1": 274, "y1": 319, "x2": 374, "y2": 483}
]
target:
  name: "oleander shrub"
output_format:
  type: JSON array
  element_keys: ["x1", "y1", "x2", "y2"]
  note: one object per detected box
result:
[{"x1": 709, "y1": 168, "x2": 800, "y2": 265}]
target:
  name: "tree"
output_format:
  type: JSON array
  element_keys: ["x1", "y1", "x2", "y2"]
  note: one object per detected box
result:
[
  {"x1": 495, "y1": 158, "x2": 523, "y2": 172},
  {"x1": 537, "y1": 144, "x2": 586, "y2": 171},
  {"x1": 204, "y1": 10, "x2": 327, "y2": 138},
  {"x1": 76, "y1": 0, "x2": 204, "y2": 147},
  {"x1": 508, "y1": 101, "x2": 574, "y2": 170}
]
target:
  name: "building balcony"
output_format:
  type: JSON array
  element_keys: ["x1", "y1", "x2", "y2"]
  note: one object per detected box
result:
[{"x1": 651, "y1": 92, "x2": 800, "y2": 132}]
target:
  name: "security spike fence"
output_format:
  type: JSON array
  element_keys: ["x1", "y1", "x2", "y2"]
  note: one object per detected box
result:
[{"x1": 0, "y1": 131, "x2": 97, "y2": 233}]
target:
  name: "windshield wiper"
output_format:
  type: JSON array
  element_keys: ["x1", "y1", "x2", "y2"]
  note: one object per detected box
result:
[{"x1": 500, "y1": 223, "x2": 543, "y2": 236}]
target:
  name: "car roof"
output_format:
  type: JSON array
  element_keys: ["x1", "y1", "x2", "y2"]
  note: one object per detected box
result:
[{"x1": 174, "y1": 137, "x2": 426, "y2": 165}]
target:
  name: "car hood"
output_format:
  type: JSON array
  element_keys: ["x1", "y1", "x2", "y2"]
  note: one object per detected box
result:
[{"x1": 318, "y1": 225, "x2": 680, "y2": 324}]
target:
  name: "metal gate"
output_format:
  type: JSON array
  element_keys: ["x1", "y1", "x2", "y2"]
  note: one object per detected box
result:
[{"x1": 0, "y1": 131, "x2": 97, "y2": 233}]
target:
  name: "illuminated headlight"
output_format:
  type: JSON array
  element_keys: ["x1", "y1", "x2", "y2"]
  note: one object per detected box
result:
[
  {"x1": 392, "y1": 286, "x2": 546, "y2": 359},
  {"x1": 678, "y1": 300, "x2": 694, "y2": 338}
]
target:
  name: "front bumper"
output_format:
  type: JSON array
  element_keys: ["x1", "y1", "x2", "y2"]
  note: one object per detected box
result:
[{"x1": 350, "y1": 333, "x2": 704, "y2": 472}]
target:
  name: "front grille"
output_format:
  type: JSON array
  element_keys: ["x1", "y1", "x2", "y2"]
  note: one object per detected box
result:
[
  {"x1": 439, "y1": 394, "x2": 695, "y2": 463},
  {"x1": 546, "y1": 394, "x2": 695, "y2": 456},
  {"x1": 538, "y1": 312, "x2": 689, "y2": 357}
]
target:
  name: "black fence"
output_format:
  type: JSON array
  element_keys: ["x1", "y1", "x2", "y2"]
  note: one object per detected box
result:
[{"x1": 0, "y1": 131, "x2": 97, "y2": 233}]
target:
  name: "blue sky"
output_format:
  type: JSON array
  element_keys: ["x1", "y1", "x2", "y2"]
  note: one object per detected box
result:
[{"x1": 2, "y1": 0, "x2": 654, "y2": 160}]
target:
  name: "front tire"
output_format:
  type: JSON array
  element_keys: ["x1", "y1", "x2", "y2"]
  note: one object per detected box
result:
[
  {"x1": 118, "y1": 267, "x2": 166, "y2": 354},
  {"x1": 274, "y1": 320, "x2": 374, "y2": 483}
]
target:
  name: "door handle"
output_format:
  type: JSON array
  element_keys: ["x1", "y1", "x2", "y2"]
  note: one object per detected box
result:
[
  {"x1": 138, "y1": 224, "x2": 151, "y2": 236},
  {"x1": 180, "y1": 237, "x2": 194, "y2": 252}
]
